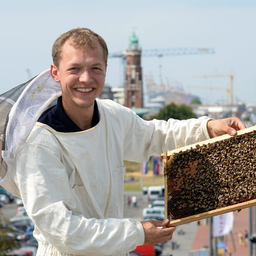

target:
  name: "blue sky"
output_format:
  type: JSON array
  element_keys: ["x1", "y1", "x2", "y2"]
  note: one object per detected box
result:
[{"x1": 1, "y1": 0, "x2": 256, "y2": 104}]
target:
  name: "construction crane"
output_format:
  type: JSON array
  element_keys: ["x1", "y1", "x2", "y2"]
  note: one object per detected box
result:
[
  {"x1": 109, "y1": 47, "x2": 215, "y2": 87},
  {"x1": 109, "y1": 47, "x2": 215, "y2": 58},
  {"x1": 193, "y1": 74, "x2": 234, "y2": 105},
  {"x1": 187, "y1": 85, "x2": 230, "y2": 104}
]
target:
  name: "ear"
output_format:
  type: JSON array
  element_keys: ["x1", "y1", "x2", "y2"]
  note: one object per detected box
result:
[
  {"x1": 104, "y1": 63, "x2": 107, "y2": 77},
  {"x1": 50, "y1": 64, "x2": 60, "y2": 83}
]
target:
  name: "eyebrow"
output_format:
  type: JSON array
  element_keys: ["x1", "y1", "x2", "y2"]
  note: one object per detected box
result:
[
  {"x1": 67, "y1": 61, "x2": 104, "y2": 67},
  {"x1": 90, "y1": 61, "x2": 105, "y2": 66}
]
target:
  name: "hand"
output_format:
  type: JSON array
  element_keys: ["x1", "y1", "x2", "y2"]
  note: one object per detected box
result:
[
  {"x1": 207, "y1": 117, "x2": 246, "y2": 138},
  {"x1": 141, "y1": 219, "x2": 176, "y2": 245}
]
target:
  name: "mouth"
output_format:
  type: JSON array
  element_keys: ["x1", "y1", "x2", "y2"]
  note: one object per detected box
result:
[{"x1": 76, "y1": 88, "x2": 93, "y2": 93}]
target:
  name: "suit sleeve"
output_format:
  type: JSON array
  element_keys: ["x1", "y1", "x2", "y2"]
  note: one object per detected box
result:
[{"x1": 119, "y1": 106, "x2": 211, "y2": 162}]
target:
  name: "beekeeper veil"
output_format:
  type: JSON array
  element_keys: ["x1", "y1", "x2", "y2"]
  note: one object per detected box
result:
[{"x1": 0, "y1": 69, "x2": 61, "y2": 196}]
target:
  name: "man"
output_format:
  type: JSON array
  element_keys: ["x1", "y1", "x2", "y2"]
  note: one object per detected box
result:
[{"x1": 2, "y1": 28, "x2": 245, "y2": 256}]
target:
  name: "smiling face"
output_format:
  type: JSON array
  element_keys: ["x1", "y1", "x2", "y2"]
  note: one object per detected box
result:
[{"x1": 51, "y1": 39, "x2": 107, "y2": 120}]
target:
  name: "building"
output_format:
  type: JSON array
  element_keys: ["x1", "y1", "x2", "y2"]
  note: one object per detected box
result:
[
  {"x1": 125, "y1": 32, "x2": 144, "y2": 108},
  {"x1": 98, "y1": 85, "x2": 113, "y2": 100},
  {"x1": 112, "y1": 87, "x2": 125, "y2": 106},
  {"x1": 190, "y1": 103, "x2": 245, "y2": 119}
]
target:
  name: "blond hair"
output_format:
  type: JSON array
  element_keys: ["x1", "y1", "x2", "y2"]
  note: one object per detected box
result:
[{"x1": 52, "y1": 27, "x2": 108, "y2": 68}]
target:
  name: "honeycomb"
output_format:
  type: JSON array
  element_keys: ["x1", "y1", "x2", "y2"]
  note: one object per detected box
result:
[{"x1": 164, "y1": 129, "x2": 256, "y2": 220}]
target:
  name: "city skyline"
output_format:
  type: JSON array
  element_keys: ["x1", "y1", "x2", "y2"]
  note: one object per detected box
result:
[{"x1": 1, "y1": 0, "x2": 256, "y2": 105}]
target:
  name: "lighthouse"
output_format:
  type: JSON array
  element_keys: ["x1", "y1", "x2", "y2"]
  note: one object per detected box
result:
[{"x1": 125, "y1": 32, "x2": 144, "y2": 108}]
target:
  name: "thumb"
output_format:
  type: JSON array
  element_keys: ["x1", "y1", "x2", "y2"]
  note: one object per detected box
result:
[
  {"x1": 148, "y1": 219, "x2": 170, "y2": 227},
  {"x1": 227, "y1": 128, "x2": 237, "y2": 136},
  {"x1": 159, "y1": 219, "x2": 170, "y2": 227}
]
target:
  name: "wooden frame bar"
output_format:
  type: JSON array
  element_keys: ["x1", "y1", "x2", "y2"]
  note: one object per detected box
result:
[{"x1": 161, "y1": 125, "x2": 256, "y2": 227}]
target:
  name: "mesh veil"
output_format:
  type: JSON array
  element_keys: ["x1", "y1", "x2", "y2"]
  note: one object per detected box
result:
[{"x1": 0, "y1": 69, "x2": 61, "y2": 196}]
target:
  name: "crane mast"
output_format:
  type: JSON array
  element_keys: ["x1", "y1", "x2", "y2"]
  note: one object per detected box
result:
[{"x1": 193, "y1": 74, "x2": 234, "y2": 105}]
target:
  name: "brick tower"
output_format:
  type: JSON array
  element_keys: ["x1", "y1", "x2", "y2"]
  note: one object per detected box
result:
[{"x1": 125, "y1": 32, "x2": 144, "y2": 108}]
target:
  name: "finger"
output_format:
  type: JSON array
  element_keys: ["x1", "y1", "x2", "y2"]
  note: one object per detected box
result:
[
  {"x1": 158, "y1": 226, "x2": 176, "y2": 236},
  {"x1": 229, "y1": 117, "x2": 246, "y2": 130},
  {"x1": 149, "y1": 219, "x2": 170, "y2": 227},
  {"x1": 228, "y1": 118, "x2": 246, "y2": 136},
  {"x1": 160, "y1": 219, "x2": 170, "y2": 227},
  {"x1": 235, "y1": 119, "x2": 246, "y2": 130},
  {"x1": 158, "y1": 227, "x2": 176, "y2": 242}
]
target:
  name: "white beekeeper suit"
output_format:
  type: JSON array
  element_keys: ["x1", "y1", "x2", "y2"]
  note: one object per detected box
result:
[{"x1": 0, "y1": 70, "x2": 211, "y2": 256}]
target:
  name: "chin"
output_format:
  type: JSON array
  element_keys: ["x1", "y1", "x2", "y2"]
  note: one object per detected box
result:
[{"x1": 76, "y1": 101, "x2": 95, "y2": 109}]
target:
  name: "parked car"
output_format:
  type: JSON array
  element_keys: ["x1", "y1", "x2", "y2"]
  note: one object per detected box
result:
[
  {"x1": 23, "y1": 236, "x2": 38, "y2": 248},
  {"x1": 0, "y1": 187, "x2": 15, "y2": 203},
  {"x1": 20, "y1": 246, "x2": 37, "y2": 256},
  {"x1": 142, "y1": 187, "x2": 148, "y2": 201},
  {"x1": 16, "y1": 206, "x2": 28, "y2": 218},
  {"x1": 15, "y1": 198, "x2": 24, "y2": 207},
  {"x1": 17, "y1": 232, "x2": 34, "y2": 243},
  {"x1": 16, "y1": 225, "x2": 34, "y2": 243},
  {"x1": 132, "y1": 244, "x2": 155, "y2": 256},
  {"x1": 26, "y1": 226, "x2": 34, "y2": 234},
  {"x1": 142, "y1": 207, "x2": 165, "y2": 220},
  {"x1": 8, "y1": 249, "x2": 33, "y2": 256},
  {"x1": 154, "y1": 243, "x2": 163, "y2": 256},
  {"x1": 0, "y1": 194, "x2": 10, "y2": 204},
  {"x1": 152, "y1": 196, "x2": 165, "y2": 202},
  {"x1": 143, "y1": 215, "x2": 164, "y2": 221},
  {"x1": 148, "y1": 200, "x2": 165, "y2": 208},
  {"x1": 9, "y1": 217, "x2": 34, "y2": 232},
  {"x1": 147, "y1": 185, "x2": 165, "y2": 202}
]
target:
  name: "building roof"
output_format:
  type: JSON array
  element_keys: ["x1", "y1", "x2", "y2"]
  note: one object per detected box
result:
[{"x1": 129, "y1": 32, "x2": 139, "y2": 51}]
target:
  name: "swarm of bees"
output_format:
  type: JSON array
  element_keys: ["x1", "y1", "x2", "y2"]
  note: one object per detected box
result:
[{"x1": 165, "y1": 130, "x2": 256, "y2": 220}]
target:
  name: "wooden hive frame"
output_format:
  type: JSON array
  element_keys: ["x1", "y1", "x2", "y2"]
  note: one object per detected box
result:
[{"x1": 161, "y1": 125, "x2": 256, "y2": 227}]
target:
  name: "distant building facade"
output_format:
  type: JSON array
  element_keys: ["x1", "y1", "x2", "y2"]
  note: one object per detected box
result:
[
  {"x1": 112, "y1": 88, "x2": 125, "y2": 105},
  {"x1": 98, "y1": 85, "x2": 114, "y2": 100},
  {"x1": 125, "y1": 32, "x2": 144, "y2": 108},
  {"x1": 190, "y1": 103, "x2": 244, "y2": 119}
]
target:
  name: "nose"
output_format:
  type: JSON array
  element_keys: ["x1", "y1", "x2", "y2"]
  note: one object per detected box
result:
[{"x1": 79, "y1": 69, "x2": 93, "y2": 83}]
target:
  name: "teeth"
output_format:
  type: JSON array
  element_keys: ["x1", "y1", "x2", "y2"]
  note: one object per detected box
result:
[{"x1": 77, "y1": 88, "x2": 93, "y2": 92}]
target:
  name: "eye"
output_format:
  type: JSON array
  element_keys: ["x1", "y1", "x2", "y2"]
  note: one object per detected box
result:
[{"x1": 67, "y1": 66, "x2": 79, "y2": 72}]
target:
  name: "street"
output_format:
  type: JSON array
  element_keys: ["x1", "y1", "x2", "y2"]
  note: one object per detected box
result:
[
  {"x1": 1, "y1": 201, "x2": 17, "y2": 220},
  {"x1": 123, "y1": 191, "x2": 198, "y2": 256},
  {"x1": 0, "y1": 192, "x2": 194, "y2": 256},
  {"x1": 123, "y1": 191, "x2": 182, "y2": 256}
]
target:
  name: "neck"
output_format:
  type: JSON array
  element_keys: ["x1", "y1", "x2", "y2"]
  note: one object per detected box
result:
[{"x1": 63, "y1": 101, "x2": 95, "y2": 131}]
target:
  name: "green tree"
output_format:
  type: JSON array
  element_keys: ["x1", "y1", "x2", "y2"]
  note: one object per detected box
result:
[
  {"x1": 243, "y1": 116, "x2": 250, "y2": 122},
  {"x1": 0, "y1": 210, "x2": 20, "y2": 255},
  {"x1": 151, "y1": 102, "x2": 196, "y2": 121},
  {"x1": 190, "y1": 97, "x2": 202, "y2": 105}
]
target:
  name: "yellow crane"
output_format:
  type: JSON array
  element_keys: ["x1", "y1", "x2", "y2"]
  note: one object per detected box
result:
[
  {"x1": 187, "y1": 84, "x2": 230, "y2": 104},
  {"x1": 192, "y1": 74, "x2": 234, "y2": 105}
]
